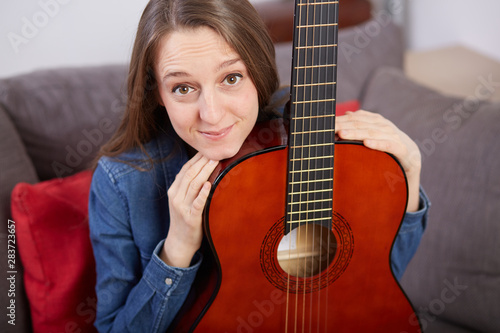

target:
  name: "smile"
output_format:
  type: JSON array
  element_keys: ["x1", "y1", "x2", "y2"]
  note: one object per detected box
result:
[{"x1": 199, "y1": 125, "x2": 233, "y2": 140}]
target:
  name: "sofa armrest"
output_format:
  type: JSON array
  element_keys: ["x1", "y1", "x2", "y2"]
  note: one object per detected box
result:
[{"x1": 0, "y1": 105, "x2": 38, "y2": 333}]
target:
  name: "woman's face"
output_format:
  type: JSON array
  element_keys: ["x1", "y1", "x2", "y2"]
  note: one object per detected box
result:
[{"x1": 155, "y1": 26, "x2": 259, "y2": 161}]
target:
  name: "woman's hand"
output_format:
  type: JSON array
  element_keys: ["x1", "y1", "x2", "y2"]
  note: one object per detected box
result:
[
  {"x1": 160, "y1": 153, "x2": 219, "y2": 268},
  {"x1": 336, "y1": 110, "x2": 422, "y2": 212}
]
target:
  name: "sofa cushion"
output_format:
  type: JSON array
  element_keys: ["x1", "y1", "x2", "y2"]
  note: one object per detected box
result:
[
  {"x1": 0, "y1": 105, "x2": 38, "y2": 333},
  {"x1": 0, "y1": 65, "x2": 127, "y2": 181},
  {"x1": 275, "y1": 18, "x2": 404, "y2": 102},
  {"x1": 0, "y1": 106, "x2": 39, "y2": 220},
  {"x1": 11, "y1": 170, "x2": 97, "y2": 333},
  {"x1": 361, "y1": 66, "x2": 500, "y2": 333}
]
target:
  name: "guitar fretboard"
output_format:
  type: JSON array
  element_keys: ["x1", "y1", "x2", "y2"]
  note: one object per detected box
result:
[{"x1": 286, "y1": 0, "x2": 339, "y2": 234}]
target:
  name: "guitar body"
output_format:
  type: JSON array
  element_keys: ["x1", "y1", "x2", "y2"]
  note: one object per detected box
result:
[{"x1": 169, "y1": 119, "x2": 419, "y2": 332}]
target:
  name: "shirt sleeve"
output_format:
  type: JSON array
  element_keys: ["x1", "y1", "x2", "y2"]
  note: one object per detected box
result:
[
  {"x1": 391, "y1": 186, "x2": 431, "y2": 281},
  {"x1": 88, "y1": 164, "x2": 202, "y2": 332}
]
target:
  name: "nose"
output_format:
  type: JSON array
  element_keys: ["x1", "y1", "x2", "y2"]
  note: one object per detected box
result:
[{"x1": 199, "y1": 89, "x2": 224, "y2": 125}]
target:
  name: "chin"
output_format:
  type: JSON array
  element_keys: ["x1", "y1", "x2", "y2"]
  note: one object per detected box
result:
[{"x1": 201, "y1": 144, "x2": 242, "y2": 162}]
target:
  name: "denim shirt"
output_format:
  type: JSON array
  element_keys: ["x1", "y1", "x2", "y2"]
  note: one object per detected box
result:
[{"x1": 89, "y1": 130, "x2": 430, "y2": 332}]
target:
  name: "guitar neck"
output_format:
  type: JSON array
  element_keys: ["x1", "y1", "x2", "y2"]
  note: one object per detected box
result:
[{"x1": 286, "y1": 0, "x2": 339, "y2": 234}]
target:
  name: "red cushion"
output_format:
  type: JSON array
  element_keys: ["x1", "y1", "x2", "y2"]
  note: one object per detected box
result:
[{"x1": 11, "y1": 170, "x2": 97, "y2": 333}]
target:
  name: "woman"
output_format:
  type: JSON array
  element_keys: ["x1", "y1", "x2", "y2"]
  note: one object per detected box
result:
[{"x1": 89, "y1": 0, "x2": 429, "y2": 331}]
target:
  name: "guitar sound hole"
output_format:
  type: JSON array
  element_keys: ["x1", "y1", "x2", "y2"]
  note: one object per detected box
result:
[{"x1": 276, "y1": 224, "x2": 337, "y2": 278}]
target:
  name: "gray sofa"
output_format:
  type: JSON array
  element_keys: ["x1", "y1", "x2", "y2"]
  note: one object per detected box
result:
[{"x1": 1, "y1": 19, "x2": 499, "y2": 332}]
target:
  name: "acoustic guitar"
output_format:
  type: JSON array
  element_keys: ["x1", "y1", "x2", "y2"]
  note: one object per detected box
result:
[{"x1": 169, "y1": 0, "x2": 421, "y2": 331}]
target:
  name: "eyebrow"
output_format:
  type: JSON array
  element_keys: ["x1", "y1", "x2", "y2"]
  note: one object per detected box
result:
[
  {"x1": 163, "y1": 71, "x2": 189, "y2": 80},
  {"x1": 162, "y1": 58, "x2": 242, "y2": 81},
  {"x1": 216, "y1": 58, "x2": 242, "y2": 73}
]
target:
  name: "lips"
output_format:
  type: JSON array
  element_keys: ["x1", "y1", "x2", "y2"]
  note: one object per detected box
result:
[{"x1": 199, "y1": 125, "x2": 233, "y2": 140}]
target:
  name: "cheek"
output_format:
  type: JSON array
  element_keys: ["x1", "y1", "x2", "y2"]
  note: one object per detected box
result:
[
  {"x1": 236, "y1": 86, "x2": 260, "y2": 119},
  {"x1": 165, "y1": 103, "x2": 196, "y2": 136}
]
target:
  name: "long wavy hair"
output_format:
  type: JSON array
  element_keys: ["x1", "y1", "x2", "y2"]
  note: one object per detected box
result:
[{"x1": 97, "y1": 0, "x2": 280, "y2": 164}]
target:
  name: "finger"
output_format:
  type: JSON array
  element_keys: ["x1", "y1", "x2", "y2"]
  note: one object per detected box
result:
[
  {"x1": 336, "y1": 111, "x2": 388, "y2": 131},
  {"x1": 174, "y1": 153, "x2": 211, "y2": 198},
  {"x1": 337, "y1": 113, "x2": 398, "y2": 141},
  {"x1": 169, "y1": 152, "x2": 204, "y2": 193},
  {"x1": 336, "y1": 113, "x2": 408, "y2": 157},
  {"x1": 183, "y1": 158, "x2": 218, "y2": 204},
  {"x1": 191, "y1": 182, "x2": 212, "y2": 214},
  {"x1": 336, "y1": 123, "x2": 399, "y2": 144},
  {"x1": 363, "y1": 137, "x2": 407, "y2": 156}
]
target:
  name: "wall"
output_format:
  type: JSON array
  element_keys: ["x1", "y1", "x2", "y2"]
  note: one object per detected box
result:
[
  {"x1": 0, "y1": 0, "x2": 272, "y2": 78},
  {"x1": 0, "y1": 0, "x2": 151, "y2": 78},
  {"x1": 2, "y1": 0, "x2": 499, "y2": 78},
  {"x1": 372, "y1": 0, "x2": 500, "y2": 62}
]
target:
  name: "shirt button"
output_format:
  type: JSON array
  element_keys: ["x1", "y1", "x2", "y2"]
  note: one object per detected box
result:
[{"x1": 165, "y1": 278, "x2": 173, "y2": 285}]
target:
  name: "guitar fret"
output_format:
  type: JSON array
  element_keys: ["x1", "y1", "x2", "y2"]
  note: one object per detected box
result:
[
  {"x1": 291, "y1": 129, "x2": 334, "y2": 135},
  {"x1": 295, "y1": 64, "x2": 336, "y2": 70},
  {"x1": 289, "y1": 177, "x2": 333, "y2": 186},
  {"x1": 288, "y1": 198, "x2": 331, "y2": 205},
  {"x1": 297, "y1": 1, "x2": 339, "y2": 6},
  {"x1": 289, "y1": 188, "x2": 332, "y2": 195},
  {"x1": 291, "y1": 143, "x2": 333, "y2": 149},
  {"x1": 292, "y1": 114, "x2": 335, "y2": 120},
  {"x1": 292, "y1": 98, "x2": 335, "y2": 104},
  {"x1": 296, "y1": 23, "x2": 338, "y2": 29},
  {"x1": 290, "y1": 167, "x2": 333, "y2": 172},
  {"x1": 290, "y1": 155, "x2": 333, "y2": 162},
  {"x1": 296, "y1": 44, "x2": 337, "y2": 50},
  {"x1": 287, "y1": 216, "x2": 332, "y2": 224},
  {"x1": 294, "y1": 82, "x2": 336, "y2": 88},
  {"x1": 288, "y1": 207, "x2": 332, "y2": 215}
]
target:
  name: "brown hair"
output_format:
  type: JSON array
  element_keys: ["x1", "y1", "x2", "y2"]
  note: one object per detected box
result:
[{"x1": 98, "y1": 0, "x2": 280, "y2": 163}]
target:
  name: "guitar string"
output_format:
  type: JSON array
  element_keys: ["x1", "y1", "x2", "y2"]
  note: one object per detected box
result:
[
  {"x1": 319, "y1": 1, "x2": 335, "y2": 330},
  {"x1": 297, "y1": 1, "x2": 324, "y2": 331},
  {"x1": 292, "y1": 0, "x2": 310, "y2": 330},
  {"x1": 294, "y1": 0, "x2": 310, "y2": 332},
  {"x1": 308, "y1": 0, "x2": 318, "y2": 331},
  {"x1": 323, "y1": 1, "x2": 333, "y2": 330},
  {"x1": 311, "y1": 1, "x2": 337, "y2": 330},
  {"x1": 287, "y1": 0, "x2": 304, "y2": 331},
  {"x1": 315, "y1": 1, "x2": 323, "y2": 331},
  {"x1": 300, "y1": 0, "x2": 320, "y2": 330},
  {"x1": 318, "y1": 1, "x2": 331, "y2": 330},
  {"x1": 330, "y1": 1, "x2": 340, "y2": 329},
  {"x1": 319, "y1": 2, "x2": 325, "y2": 331}
]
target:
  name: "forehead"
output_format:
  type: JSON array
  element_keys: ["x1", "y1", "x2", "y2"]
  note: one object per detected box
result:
[{"x1": 155, "y1": 27, "x2": 239, "y2": 74}]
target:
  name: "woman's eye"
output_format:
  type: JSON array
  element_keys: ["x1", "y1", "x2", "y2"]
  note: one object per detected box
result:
[
  {"x1": 173, "y1": 85, "x2": 193, "y2": 95},
  {"x1": 223, "y1": 74, "x2": 242, "y2": 86}
]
